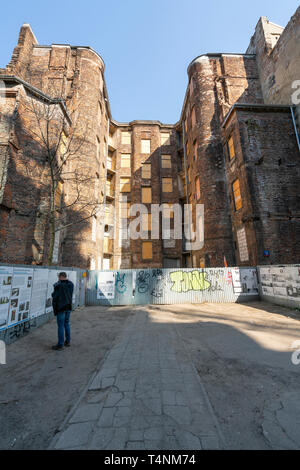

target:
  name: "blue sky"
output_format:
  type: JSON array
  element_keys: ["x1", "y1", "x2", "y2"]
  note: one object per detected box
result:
[{"x1": 0, "y1": 0, "x2": 298, "y2": 123}]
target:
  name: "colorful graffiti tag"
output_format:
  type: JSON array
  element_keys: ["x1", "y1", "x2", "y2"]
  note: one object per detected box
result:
[{"x1": 169, "y1": 270, "x2": 211, "y2": 293}]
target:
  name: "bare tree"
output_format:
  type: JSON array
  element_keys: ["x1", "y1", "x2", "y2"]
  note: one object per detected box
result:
[{"x1": 18, "y1": 86, "x2": 104, "y2": 265}]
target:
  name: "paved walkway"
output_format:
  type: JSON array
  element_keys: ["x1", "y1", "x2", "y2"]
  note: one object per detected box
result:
[{"x1": 49, "y1": 308, "x2": 224, "y2": 450}]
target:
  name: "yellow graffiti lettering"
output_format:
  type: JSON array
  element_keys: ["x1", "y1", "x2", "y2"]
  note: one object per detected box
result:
[{"x1": 170, "y1": 270, "x2": 211, "y2": 293}]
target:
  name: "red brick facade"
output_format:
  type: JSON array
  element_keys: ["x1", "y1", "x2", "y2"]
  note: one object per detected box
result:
[{"x1": 1, "y1": 8, "x2": 300, "y2": 269}]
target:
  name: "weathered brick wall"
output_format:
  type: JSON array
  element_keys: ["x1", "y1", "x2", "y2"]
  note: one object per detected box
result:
[
  {"x1": 182, "y1": 53, "x2": 263, "y2": 268},
  {"x1": 112, "y1": 122, "x2": 181, "y2": 269},
  {"x1": 0, "y1": 84, "x2": 64, "y2": 264},
  {"x1": 246, "y1": 8, "x2": 300, "y2": 105},
  {"x1": 224, "y1": 107, "x2": 300, "y2": 265},
  {"x1": 1, "y1": 11, "x2": 300, "y2": 270},
  {"x1": 4, "y1": 31, "x2": 110, "y2": 269}
]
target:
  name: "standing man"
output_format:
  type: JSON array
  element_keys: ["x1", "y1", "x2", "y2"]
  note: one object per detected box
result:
[{"x1": 51, "y1": 272, "x2": 74, "y2": 351}]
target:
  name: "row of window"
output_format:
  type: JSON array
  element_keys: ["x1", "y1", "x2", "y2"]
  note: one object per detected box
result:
[
  {"x1": 121, "y1": 132, "x2": 171, "y2": 148},
  {"x1": 119, "y1": 202, "x2": 174, "y2": 221},
  {"x1": 120, "y1": 154, "x2": 172, "y2": 170},
  {"x1": 119, "y1": 178, "x2": 173, "y2": 195}
]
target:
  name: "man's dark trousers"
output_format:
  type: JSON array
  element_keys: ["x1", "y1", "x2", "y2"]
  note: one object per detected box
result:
[{"x1": 57, "y1": 310, "x2": 71, "y2": 347}]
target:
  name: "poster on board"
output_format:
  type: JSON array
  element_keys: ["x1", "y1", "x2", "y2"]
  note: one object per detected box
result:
[
  {"x1": 231, "y1": 268, "x2": 258, "y2": 295},
  {"x1": 97, "y1": 271, "x2": 115, "y2": 300},
  {"x1": 8, "y1": 267, "x2": 33, "y2": 325},
  {"x1": 30, "y1": 269, "x2": 49, "y2": 319},
  {"x1": 66, "y1": 271, "x2": 77, "y2": 305},
  {"x1": 0, "y1": 266, "x2": 13, "y2": 330},
  {"x1": 45, "y1": 271, "x2": 60, "y2": 314}
]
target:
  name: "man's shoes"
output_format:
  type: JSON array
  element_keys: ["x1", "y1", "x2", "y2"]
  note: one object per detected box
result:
[
  {"x1": 64, "y1": 341, "x2": 71, "y2": 347},
  {"x1": 52, "y1": 344, "x2": 64, "y2": 351}
]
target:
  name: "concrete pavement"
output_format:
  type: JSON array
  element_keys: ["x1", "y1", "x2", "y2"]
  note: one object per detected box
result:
[{"x1": 49, "y1": 308, "x2": 224, "y2": 450}]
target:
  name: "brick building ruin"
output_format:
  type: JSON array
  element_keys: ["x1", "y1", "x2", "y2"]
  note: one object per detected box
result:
[{"x1": 1, "y1": 7, "x2": 300, "y2": 270}]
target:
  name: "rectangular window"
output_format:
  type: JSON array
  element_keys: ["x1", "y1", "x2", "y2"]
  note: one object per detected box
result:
[
  {"x1": 188, "y1": 167, "x2": 191, "y2": 183},
  {"x1": 121, "y1": 131, "x2": 131, "y2": 145},
  {"x1": 142, "y1": 187, "x2": 152, "y2": 203},
  {"x1": 196, "y1": 177, "x2": 200, "y2": 200},
  {"x1": 120, "y1": 177, "x2": 131, "y2": 192},
  {"x1": 161, "y1": 154, "x2": 172, "y2": 168},
  {"x1": 60, "y1": 131, "x2": 67, "y2": 157},
  {"x1": 141, "y1": 139, "x2": 151, "y2": 154},
  {"x1": 142, "y1": 241, "x2": 153, "y2": 260},
  {"x1": 142, "y1": 163, "x2": 151, "y2": 179},
  {"x1": 228, "y1": 136, "x2": 235, "y2": 160},
  {"x1": 106, "y1": 179, "x2": 111, "y2": 196},
  {"x1": 186, "y1": 141, "x2": 189, "y2": 156},
  {"x1": 162, "y1": 177, "x2": 173, "y2": 192},
  {"x1": 121, "y1": 153, "x2": 131, "y2": 168},
  {"x1": 233, "y1": 179, "x2": 242, "y2": 211},
  {"x1": 161, "y1": 133, "x2": 170, "y2": 145}
]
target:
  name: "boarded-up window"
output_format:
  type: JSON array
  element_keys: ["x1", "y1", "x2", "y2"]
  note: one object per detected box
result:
[
  {"x1": 142, "y1": 187, "x2": 152, "y2": 203},
  {"x1": 121, "y1": 131, "x2": 131, "y2": 145},
  {"x1": 142, "y1": 241, "x2": 153, "y2": 260},
  {"x1": 142, "y1": 213, "x2": 151, "y2": 231},
  {"x1": 121, "y1": 154, "x2": 131, "y2": 168},
  {"x1": 141, "y1": 139, "x2": 151, "y2": 154},
  {"x1": 162, "y1": 177, "x2": 173, "y2": 192},
  {"x1": 196, "y1": 177, "x2": 200, "y2": 200},
  {"x1": 233, "y1": 179, "x2": 242, "y2": 210},
  {"x1": 55, "y1": 181, "x2": 63, "y2": 210},
  {"x1": 120, "y1": 177, "x2": 131, "y2": 192},
  {"x1": 186, "y1": 141, "x2": 189, "y2": 156},
  {"x1": 60, "y1": 131, "x2": 67, "y2": 157},
  {"x1": 191, "y1": 107, "x2": 196, "y2": 128},
  {"x1": 188, "y1": 167, "x2": 191, "y2": 182},
  {"x1": 106, "y1": 179, "x2": 113, "y2": 196},
  {"x1": 161, "y1": 154, "x2": 171, "y2": 168},
  {"x1": 228, "y1": 136, "x2": 235, "y2": 160},
  {"x1": 161, "y1": 133, "x2": 170, "y2": 145},
  {"x1": 142, "y1": 163, "x2": 151, "y2": 179}
]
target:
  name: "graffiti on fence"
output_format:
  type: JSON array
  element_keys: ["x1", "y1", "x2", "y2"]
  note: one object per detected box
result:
[
  {"x1": 169, "y1": 270, "x2": 211, "y2": 293},
  {"x1": 137, "y1": 271, "x2": 151, "y2": 294},
  {"x1": 115, "y1": 272, "x2": 127, "y2": 294},
  {"x1": 8, "y1": 318, "x2": 37, "y2": 341}
]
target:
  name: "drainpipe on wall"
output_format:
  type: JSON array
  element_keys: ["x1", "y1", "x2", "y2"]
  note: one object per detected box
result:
[
  {"x1": 290, "y1": 106, "x2": 300, "y2": 152},
  {"x1": 182, "y1": 121, "x2": 193, "y2": 268},
  {"x1": 101, "y1": 116, "x2": 110, "y2": 269}
]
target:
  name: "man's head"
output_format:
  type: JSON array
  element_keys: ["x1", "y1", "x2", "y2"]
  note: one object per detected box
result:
[{"x1": 58, "y1": 272, "x2": 67, "y2": 281}]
